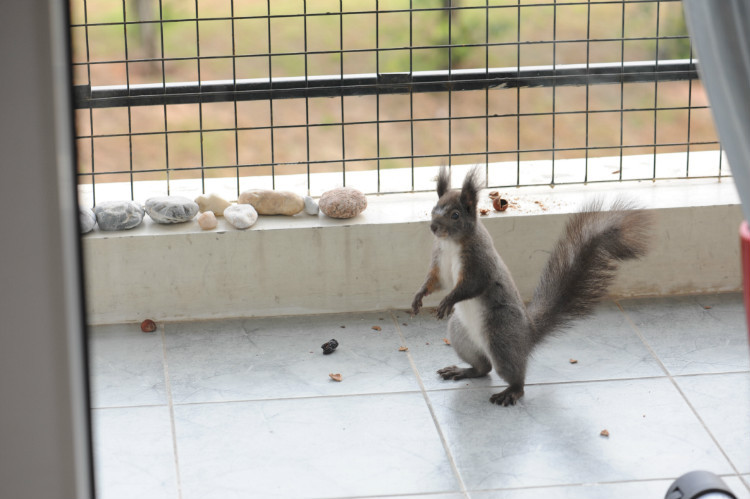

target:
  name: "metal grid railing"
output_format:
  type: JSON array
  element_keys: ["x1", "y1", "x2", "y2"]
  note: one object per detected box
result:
[{"x1": 69, "y1": 0, "x2": 723, "y2": 203}]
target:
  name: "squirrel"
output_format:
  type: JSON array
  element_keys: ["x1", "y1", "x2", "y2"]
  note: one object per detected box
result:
[{"x1": 411, "y1": 166, "x2": 652, "y2": 406}]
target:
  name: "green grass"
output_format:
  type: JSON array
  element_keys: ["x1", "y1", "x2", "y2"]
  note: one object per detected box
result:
[{"x1": 69, "y1": 0, "x2": 714, "y2": 186}]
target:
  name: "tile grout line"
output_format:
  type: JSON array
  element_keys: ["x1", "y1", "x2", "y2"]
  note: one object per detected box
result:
[
  {"x1": 160, "y1": 323, "x2": 184, "y2": 499},
  {"x1": 389, "y1": 309, "x2": 471, "y2": 499},
  {"x1": 614, "y1": 298, "x2": 748, "y2": 484}
]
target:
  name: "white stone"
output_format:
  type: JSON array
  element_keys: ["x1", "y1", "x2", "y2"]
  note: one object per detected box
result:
[
  {"x1": 93, "y1": 201, "x2": 145, "y2": 231},
  {"x1": 195, "y1": 193, "x2": 231, "y2": 216},
  {"x1": 80, "y1": 205, "x2": 96, "y2": 233},
  {"x1": 145, "y1": 196, "x2": 199, "y2": 224},
  {"x1": 224, "y1": 204, "x2": 258, "y2": 230},
  {"x1": 198, "y1": 211, "x2": 218, "y2": 230},
  {"x1": 319, "y1": 187, "x2": 367, "y2": 219},
  {"x1": 303, "y1": 196, "x2": 319, "y2": 216},
  {"x1": 238, "y1": 189, "x2": 305, "y2": 216}
]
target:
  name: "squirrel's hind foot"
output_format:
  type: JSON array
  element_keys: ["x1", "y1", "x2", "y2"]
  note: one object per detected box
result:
[
  {"x1": 490, "y1": 386, "x2": 525, "y2": 406},
  {"x1": 437, "y1": 365, "x2": 489, "y2": 380}
]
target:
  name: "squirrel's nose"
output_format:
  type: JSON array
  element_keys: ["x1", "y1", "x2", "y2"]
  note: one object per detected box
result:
[{"x1": 430, "y1": 222, "x2": 438, "y2": 233}]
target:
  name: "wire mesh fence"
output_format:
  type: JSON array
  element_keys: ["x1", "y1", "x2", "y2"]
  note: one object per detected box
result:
[{"x1": 69, "y1": 0, "x2": 723, "y2": 204}]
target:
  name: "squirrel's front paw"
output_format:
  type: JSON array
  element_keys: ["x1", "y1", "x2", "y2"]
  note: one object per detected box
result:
[
  {"x1": 411, "y1": 295, "x2": 424, "y2": 316},
  {"x1": 435, "y1": 299, "x2": 453, "y2": 319}
]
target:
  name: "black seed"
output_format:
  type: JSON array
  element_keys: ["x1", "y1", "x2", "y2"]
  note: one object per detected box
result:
[{"x1": 321, "y1": 339, "x2": 339, "y2": 354}]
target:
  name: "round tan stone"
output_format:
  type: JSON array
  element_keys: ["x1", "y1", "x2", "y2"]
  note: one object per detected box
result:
[{"x1": 318, "y1": 187, "x2": 367, "y2": 219}]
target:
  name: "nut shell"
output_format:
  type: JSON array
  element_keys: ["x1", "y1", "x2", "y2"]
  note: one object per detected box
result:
[
  {"x1": 140, "y1": 319, "x2": 157, "y2": 333},
  {"x1": 492, "y1": 197, "x2": 509, "y2": 212}
]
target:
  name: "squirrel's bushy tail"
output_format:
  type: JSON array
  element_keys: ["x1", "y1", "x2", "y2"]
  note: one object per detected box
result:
[{"x1": 527, "y1": 198, "x2": 652, "y2": 345}]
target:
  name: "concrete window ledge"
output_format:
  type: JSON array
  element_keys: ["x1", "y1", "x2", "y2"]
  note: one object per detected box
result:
[{"x1": 82, "y1": 177, "x2": 742, "y2": 325}]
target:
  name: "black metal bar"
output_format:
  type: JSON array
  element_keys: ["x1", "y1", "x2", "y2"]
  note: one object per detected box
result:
[
  {"x1": 195, "y1": 0, "x2": 205, "y2": 193},
  {"x1": 69, "y1": 0, "x2": 684, "y2": 29},
  {"x1": 230, "y1": 0, "x2": 240, "y2": 197},
  {"x1": 73, "y1": 60, "x2": 699, "y2": 109},
  {"x1": 70, "y1": 34, "x2": 692, "y2": 67},
  {"x1": 552, "y1": 1, "x2": 558, "y2": 184},
  {"x1": 77, "y1": 139, "x2": 722, "y2": 177},
  {"x1": 266, "y1": 0, "x2": 276, "y2": 189},
  {"x1": 515, "y1": 3, "x2": 520, "y2": 187},
  {"x1": 82, "y1": 0, "x2": 95, "y2": 205},
  {"x1": 303, "y1": 0, "x2": 311, "y2": 193},
  {"x1": 339, "y1": 0, "x2": 346, "y2": 187},
  {"x1": 75, "y1": 105, "x2": 711, "y2": 141},
  {"x1": 653, "y1": 0, "x2": 661, "y2": 180}
]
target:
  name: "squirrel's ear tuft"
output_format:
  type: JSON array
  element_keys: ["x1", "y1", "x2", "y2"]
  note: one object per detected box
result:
[
  {"x1": 460, "y1": 167, "x2": 483, "y2": 214},
  {"x1": 437, "y1": 166, "x2": 450, "y2": 198}
]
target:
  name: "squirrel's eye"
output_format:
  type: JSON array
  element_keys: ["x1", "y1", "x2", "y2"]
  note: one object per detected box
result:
[{"x1": 451, "y1": 211, "x2": 460, "y2": 220}]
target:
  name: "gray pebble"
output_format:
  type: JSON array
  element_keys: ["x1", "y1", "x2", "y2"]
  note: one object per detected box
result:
[
  {"x1": 93, "y1": 201, "x2": 145, "y2": 231},
  {"x1": 145, "y1": 196, "x2": 199, "y2": 224}
]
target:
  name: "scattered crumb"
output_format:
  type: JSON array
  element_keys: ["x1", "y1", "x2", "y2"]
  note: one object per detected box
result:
[
  {"x1": 612, "y1": 169, "x2": 621, "y2": 174},
  {"x1": 379, "y1": 317, "x2": 384, "y2": 320},
  {"x1": 443, "y1": 338, "x2": 451, "y2": 345},
  {"x1": 534, "y1": 200, "x2": 548, "y2": 211},
  {"x1": 329, "y1": 373, "x2": 342, "y2": 382},
  {"x1": 479, "y1": 208, "x2": 490, "y2": 216},
  {"x1": 426, "y1": 342, "x2": 430, "y2": 345},
  {"x1": 340, "y1": 325, "x2": 346, "y2": 328},
  {"x1": 569, "y1": 358, "x2": 578, "y2": 364},
  {"x1": 402, "y1": 323, "x2": 408, "y2": 326},
  {"x1": 600, "y1": 429, "x2": 610, "y2": 437},
  {"x1": 703, "y1": 305, "x2": 712, "y2": 310},
  {"x1": 488, "y1": 190, "x2": 500, "y2": 199},
  {"x1": 372, "y1": 325, "x2": 382, "y2": 331},
  {"x1": 399, "y1": 346, "x2": 409, "y2": 352}
]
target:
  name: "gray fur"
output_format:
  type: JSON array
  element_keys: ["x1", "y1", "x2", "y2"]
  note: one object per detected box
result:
[{"x1": 412, "y1": 166, "x2": 653, "y2": 406}]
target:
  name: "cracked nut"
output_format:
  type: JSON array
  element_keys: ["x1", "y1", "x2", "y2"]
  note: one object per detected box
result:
[{"x1": 492, "y1": 197, "x2": 509, "y2": 212}]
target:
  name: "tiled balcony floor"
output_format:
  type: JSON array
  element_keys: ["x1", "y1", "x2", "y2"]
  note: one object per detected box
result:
[{"x1": 89, "y1": 293, "x2": 750, "y2": 499}]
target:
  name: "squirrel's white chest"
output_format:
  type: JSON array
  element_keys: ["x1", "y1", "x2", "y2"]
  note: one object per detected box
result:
[
  {"x1": 437, "y1": 238, "x2": 486, "y2": 346},
  {"x1": 437, "y1": 239, "x2": 462, "y2": 287}
]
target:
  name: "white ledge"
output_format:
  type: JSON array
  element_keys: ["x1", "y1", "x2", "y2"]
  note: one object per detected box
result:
[{"x1": 80, "y1": 152, "x2": 743, "y2": 325}]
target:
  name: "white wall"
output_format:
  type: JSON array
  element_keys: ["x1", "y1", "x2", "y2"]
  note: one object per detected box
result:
[{"x1": 83, "y1": 178, "x2": 743, "y2": 324}]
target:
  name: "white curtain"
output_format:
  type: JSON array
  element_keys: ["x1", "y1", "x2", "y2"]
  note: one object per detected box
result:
[{"x1": 684, "y1": 0, "x2": 750, "y2": 222}]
